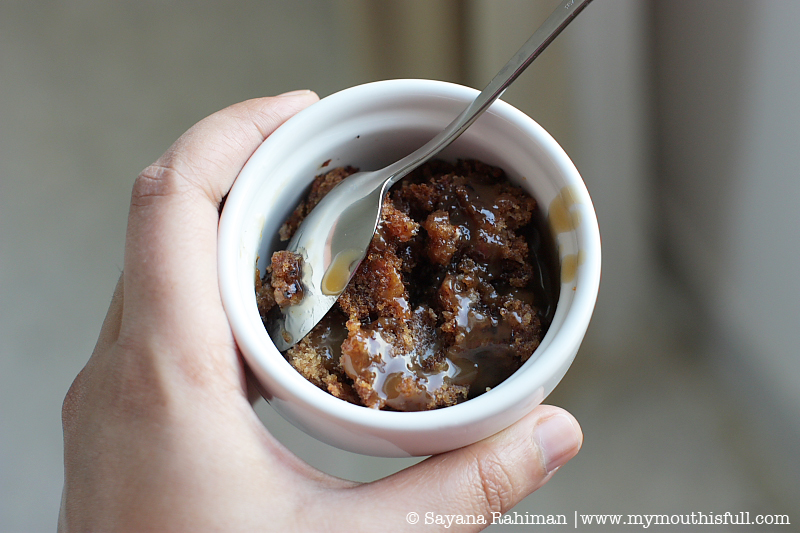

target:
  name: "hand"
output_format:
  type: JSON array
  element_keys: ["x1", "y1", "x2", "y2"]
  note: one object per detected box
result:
[{"x1": 59, "y1": 91, "x2": 583, "y2": 532}]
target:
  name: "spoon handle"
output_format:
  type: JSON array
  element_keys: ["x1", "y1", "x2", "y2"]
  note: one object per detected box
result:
[
  {"x1": 382, "y1": 0, "x2": 593, "y2": 190},
  {"x1": 268, "y1": 0, "x2": 594, "y2": 350}
]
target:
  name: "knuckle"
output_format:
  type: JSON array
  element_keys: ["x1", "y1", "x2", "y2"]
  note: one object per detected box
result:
[
  {"x1": 469, "y1": 448, "x2": 517, "y2": 516},
  {"x1": 96, "y1": 340, "x2": 175, "y2": 419},
  {"x1": 131, "y1": 163, "x2": 194, "y2": 208},
  {"x1": 115, "y1": 328, "x2": 237, "y2": 397}
]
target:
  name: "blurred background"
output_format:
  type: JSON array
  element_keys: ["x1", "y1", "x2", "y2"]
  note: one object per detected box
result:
[{"x1": 2, "y1": 0, "x2": 798, "y2": 531}]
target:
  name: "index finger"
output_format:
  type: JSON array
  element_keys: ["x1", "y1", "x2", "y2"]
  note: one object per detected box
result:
[{"x1": 119, "y1": 92, "x2": 319, "y2": 354}]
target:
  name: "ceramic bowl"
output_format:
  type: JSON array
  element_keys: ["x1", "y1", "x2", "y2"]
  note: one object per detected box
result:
[{"x1": 218, "y1": 79, "x2": 600, "y2": 457}]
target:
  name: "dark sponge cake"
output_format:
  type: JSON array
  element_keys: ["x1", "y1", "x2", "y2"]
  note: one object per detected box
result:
[{"x1": 258, "y1": 159, "x2": 558, "y2": 411}]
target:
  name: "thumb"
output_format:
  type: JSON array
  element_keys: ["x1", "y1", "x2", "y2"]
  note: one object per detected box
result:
[{"x1": 349, "y1": 405, "x2": 582, "y2": 531}]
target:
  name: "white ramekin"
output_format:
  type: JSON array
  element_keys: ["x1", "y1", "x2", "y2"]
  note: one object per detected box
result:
[{"x1": 218, "y1": 79, "x2": 601, "y2": 457}]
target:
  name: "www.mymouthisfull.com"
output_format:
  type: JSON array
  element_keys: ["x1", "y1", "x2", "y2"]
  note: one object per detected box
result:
[{"x1": 404, "y1": 510, "x2": 792, "y2": 529}]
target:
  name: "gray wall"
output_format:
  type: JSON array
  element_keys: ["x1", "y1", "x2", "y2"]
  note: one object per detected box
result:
[{"x1": 653, "y1": 0, "x2": 800, "y2": 503}]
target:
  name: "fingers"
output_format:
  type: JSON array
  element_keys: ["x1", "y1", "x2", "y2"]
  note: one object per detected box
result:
[
  {"x1": 119, "y1": 92, "x2": 318, "y2": 353},
  {"x1": 341, "y1": 405, "x2": 582, "y2": 531}
]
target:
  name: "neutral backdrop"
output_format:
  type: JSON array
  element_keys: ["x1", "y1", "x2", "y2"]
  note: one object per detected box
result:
[{"x1": 2, "y1": 1, "x2": 798, "y2": 531}]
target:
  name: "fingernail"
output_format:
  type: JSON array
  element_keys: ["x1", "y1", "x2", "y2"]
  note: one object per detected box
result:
[
  {"x1": 534, "y1": 413, "x2": 582, "y2": 473},
  {"x1": 276, "y1": 89, "x2": 313, "y2": 97}
]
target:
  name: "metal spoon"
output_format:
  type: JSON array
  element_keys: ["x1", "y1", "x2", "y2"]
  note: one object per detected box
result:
[{"x1": 269, "y1": 0, "x2": 593, "y2": 351}]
